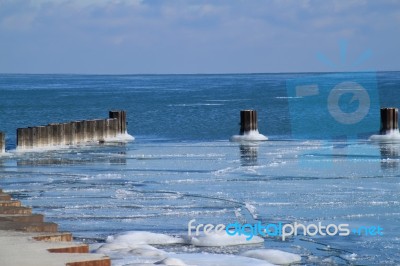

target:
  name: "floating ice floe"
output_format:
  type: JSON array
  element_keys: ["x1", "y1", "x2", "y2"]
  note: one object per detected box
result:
[
  {"x1": 188, "y1": 231, "x2": 264, "y2": 247},
  {"x1": 96, "y1": 231, "x2": 303, "y2": 266},
  {"x1": 170, "y1": 253, "x2": 276, "y2": 266},
  {"x1": 105, "y1": 231, "x2": 185, "y2": 246},
  {"x1": 97, "y1": 231, "x2": 185, "y2": 255},
  {"x1": 241, "y1": 249, "x2": 302, "y2": 265},
  {"x1": 155, "y1": 257, "x2": 188, "y2": 266}
]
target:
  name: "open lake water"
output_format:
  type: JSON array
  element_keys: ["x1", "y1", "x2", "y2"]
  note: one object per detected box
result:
[{"x1": 0, "y1": 72, "x2": 399, "y2": 265}]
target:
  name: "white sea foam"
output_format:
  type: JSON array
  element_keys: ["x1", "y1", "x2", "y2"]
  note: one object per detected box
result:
[
  {"x1": 230, "y1": 130, "x2": 268, "y2": 142},
  {"x1": 241, "y1": 249, "x2": 302, "y2": 265},
  {"x1": 369, "y1": 130, "x2": 400, "y2": 142},
  {"x1": 189, "y1": 231, "x2": 264, "y2": 247}
]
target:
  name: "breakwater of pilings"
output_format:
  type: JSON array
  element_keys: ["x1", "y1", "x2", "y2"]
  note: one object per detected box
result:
[{"x1": 14, "y1": 110, "x2": 130, "y2": 151}]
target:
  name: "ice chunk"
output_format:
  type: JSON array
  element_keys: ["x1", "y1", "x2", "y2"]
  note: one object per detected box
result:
[
  {"x1": 173, "y1": 253, "x2": 275, "y2": 266},
  {"x1": 97, "y1": 231, "x2": 185, "y2": 254},
  {"x1": 106, "y1": 231, "x2": 185, "y2": 245},
  {"x1": 155, "y1": 257, "x2": 187, "y2": 266},
  {"x1": 189, "y1": 232, "x2": 264, "y2": 247},
  {"x1": 369, "y1": 130, "x2": 400, "y2": 142},
  {"x1": 241, "y1": 249, "x2": 301, "y2": 265},
  {"x1": 230, "y1": 130, "x2": 268, "y2": 142}
]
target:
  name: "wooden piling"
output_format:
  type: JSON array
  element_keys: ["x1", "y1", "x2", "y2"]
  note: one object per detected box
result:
[
  {"x1": 380, "y1": 107, "x2": 399, "y2": 134},
  {"x1": 0, "y1": 132, "x2": 4, "y2": 153},
  {"x1": 38, "y1": 126, "x2": 48, "y2": 147},
  {"x1": 109, "y1": 110, "x2": 127, "y2": 134},
  {"x1": 47, "y1": 125, "x2": 53, "y2": 146},
  {"x1": 17, "y1": 128, "x2": 23, "y2": 148},
  {"x1": 70, "y1": 122, "x2": 77, "y2": 145},
  {"x1": 86, "y1": 120, "x2": 96, "y2": 142},
  {"x1": 76, "y1": 121, "x2": 86, "y2": 143},
  {"x1": 95, "y1": 119, "x2": 105, "y2": 142},
  {"x1": 50, "y1": 124, "x2": 64, "y2": 146},
  {"x1": 106, "y1": 118, "x2": 118, "y2": 139},
  {"x1": 50, "y1": 124, "x2": 58, "y2": 146},
  {"x1": 240, "y1": 110, "x2": 258, "y2": 135}
]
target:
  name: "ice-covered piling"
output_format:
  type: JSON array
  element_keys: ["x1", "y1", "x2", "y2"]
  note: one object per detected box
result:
[
  {"x1": 369, "y1": 107, "x2": 400, "y2": 142},
  {"x1": 380, "y1": 107, "x2": 399, "y2": 134},
  {"x1": 16, "y1": 110, "x2": 130, "y2": 150},
  {"x1": 0, "y1": 132, "x2": 5, "y2": 153},
  {"x1": 230, "y1": 110, "x2": 268, "y2": 141}
]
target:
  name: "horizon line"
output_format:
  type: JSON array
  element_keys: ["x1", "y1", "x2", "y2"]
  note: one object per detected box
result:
[{"x1": 0, "y1": 70, "x2": 399, "y2": 76}]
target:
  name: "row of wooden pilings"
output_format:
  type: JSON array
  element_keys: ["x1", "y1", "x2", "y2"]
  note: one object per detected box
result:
[
  {"x1": 0, "y1": 108, "x2": 399, "y2": 153},
  {"x1": 0, "y1": 110, "x2": 127, "y2": 152}
]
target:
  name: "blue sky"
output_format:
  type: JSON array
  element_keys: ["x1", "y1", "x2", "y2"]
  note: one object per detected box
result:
[{"x1": 0, "y1": 0, "x2": 399, "y2": 74}]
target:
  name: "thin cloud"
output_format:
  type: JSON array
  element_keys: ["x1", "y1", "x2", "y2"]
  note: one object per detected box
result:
[{"x1": 0, "y1": 0, "x2": 399, "y2": 73}]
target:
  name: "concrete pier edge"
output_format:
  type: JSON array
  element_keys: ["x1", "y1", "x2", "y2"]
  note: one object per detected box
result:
[{"x1": 0, "y1": 189, "x2": 110, "y2": 266}]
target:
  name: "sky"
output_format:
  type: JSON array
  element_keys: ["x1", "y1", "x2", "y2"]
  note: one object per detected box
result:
[{"x1": 0, "y1": 0, "x2": 399, "y2": 74}]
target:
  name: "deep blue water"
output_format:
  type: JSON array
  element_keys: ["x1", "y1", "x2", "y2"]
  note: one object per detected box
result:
[
  {"x1": 0, "y1": 72, "x2": 399, "y2": 265},
  {"x1": 1, "y1": 72, "x2": 399, "y2": 147}
]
